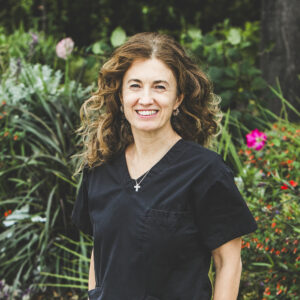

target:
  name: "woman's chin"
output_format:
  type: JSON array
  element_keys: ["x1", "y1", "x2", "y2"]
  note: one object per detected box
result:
[{"x1": 131, "y1": 125, "x2": 161, "y2": 134}]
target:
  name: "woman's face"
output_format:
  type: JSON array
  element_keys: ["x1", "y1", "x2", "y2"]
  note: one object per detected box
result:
[{"x1": 121, "y1": 58, "x2": 183, "y2": 135}]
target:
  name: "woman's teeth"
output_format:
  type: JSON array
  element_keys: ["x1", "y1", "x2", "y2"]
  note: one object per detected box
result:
[{"x1": 136, "y1": 110, "x2": 157, "y2": 116}]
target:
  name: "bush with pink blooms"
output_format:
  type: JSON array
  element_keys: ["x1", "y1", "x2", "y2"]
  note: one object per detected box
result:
[{"x1": 235, "y1": 122, "x2": 300, "y2": 299}]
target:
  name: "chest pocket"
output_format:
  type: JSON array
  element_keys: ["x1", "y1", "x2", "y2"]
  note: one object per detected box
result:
[{"x1": 143, "y1": 208, "x2": 200, "y2": 266}]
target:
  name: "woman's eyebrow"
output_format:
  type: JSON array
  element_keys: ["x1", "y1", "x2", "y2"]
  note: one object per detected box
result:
[
  {"x1": 127, "y1": 79, "x2": 169, "y2": 86},
  {"x1": 153, "y1": 80, "x2": 169, "y2": 86},
  {"x1": 127, "y1": 79, "x2": 142, "y2": 84}
]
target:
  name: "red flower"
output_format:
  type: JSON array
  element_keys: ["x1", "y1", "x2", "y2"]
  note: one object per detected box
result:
[
  {"x1": 289, "y1": 180, "x2": 297, "y2": 187},
  {"x1": 271, "y1": 222, "x2": 276, "y2": 228},
  {"x1": 280, "y1": 184, "x2": 288, "y2": 190},
  {"x1": 4, "y1": 209, "x2": 12, "y2": 217},
  {"x1": 276, "y1": 289, "x2": 283, "y2": 295}
]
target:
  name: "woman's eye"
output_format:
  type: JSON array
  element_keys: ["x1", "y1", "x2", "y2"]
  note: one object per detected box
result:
[
  {"x1": 130, "y1": 84, "x2": 140, "y2": 88},
  {"x1": 155, "y1": 85, "x2": 166, "y2": 90}
]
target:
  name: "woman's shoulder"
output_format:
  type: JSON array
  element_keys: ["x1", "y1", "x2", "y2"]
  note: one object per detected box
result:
[
  {"x1": 182, "y1": 139, "x2": 221, "y2": 161},
  {"x1": 181, "y1": 139, "x2": 230, "y2": 173}
]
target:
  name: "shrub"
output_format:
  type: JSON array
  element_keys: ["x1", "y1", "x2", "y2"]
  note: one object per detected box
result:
[
  {"x1": 236, "y1": 121, "x2": 299, "y2": 299},
  {"x1": 0, "y1": 58, "x2": 94, "y2": 296}
]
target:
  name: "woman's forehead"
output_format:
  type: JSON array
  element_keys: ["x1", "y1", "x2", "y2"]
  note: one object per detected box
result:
[{"x1": 123, "y1": 58, "x2": 176, "y2": 83}]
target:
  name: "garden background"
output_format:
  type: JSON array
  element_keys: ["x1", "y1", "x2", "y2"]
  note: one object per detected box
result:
[{"x1": 0, "y1": 0, "x2": 299, "y2": 299}]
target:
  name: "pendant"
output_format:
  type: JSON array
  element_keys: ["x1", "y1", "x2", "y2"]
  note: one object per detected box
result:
[{"x1": 134, "y1": 183, "x2": 141, "y2": 192}]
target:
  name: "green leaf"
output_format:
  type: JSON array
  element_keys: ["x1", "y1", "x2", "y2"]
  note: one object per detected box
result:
[
  {"x1": 110, "y1": 27, "x2": 126, "y2": 47},
  {"x1": 290, "y1": 224, "x2": 300, "y2": 234},
  {"x1": 207, "y1": 66, "x2": 224, "y2": 81},
  {"x1": 278, "y1": 262, "x2": 289, "y2": 270},
  {"x1": 187, "y1": 28, "x2": 202, "y2": 40},
  {"x1": 251, "y1": 77, "x2": 266, "y2": 91},
  {"x1": 251, "y1": 262, "x2": 273, "y2": 268},
  {"x1": 226, "y1": 48, "x2": 240, "y2": 60},
  {"x1": 220, "y1": 79, "x2": 237, "y2": 88},
  {"x1": 92, "y1": 41, "x2": 105, "y2": 54},
  {"x1": 227, "y1": 28, "x2": 241, "y2": 45},
  {"x1": 224, "y1": 67, "x2": 236, "y2": 78},
  {"x1": 219, "y1": 90, "x2": 234, "y2": 107}
]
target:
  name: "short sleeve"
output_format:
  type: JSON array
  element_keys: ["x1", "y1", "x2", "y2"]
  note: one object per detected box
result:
[
  {"x1": 71, "y1": 167, "x2": 93, "y2": 236},
  {"x1": 193, "y1": 156, "x2": 258, "y2": 251}
]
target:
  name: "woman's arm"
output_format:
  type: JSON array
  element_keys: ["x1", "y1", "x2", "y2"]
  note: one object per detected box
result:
[
  {"x1": 89, "y1": 248, "x2": 96, "y2": 290},
  {"x1": 211, "y1": 237, "x2": 243, "y2": 300}
]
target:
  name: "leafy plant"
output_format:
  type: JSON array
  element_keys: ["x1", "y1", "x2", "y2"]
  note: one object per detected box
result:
[
  {"x1": 181, "y1": 20, "x2": 266, "y2": 132},
  {"x1": 0, "y1": 58, "x2": 94, "y2": 296},
  {"x1": 0, "y1": 26, "x2": 57, "y2": 73},
  {"x1": 218, "y1": 92, "x2": 300, "y2": 300}
]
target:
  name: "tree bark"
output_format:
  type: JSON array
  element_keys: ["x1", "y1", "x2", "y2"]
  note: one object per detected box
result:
[{"x1": 260, "y1": 0, "x2": 300, "y2": 121}]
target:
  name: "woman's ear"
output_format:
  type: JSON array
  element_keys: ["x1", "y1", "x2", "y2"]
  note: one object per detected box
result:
[{"x1": 175, "y1": 93, "x2": 184, "y2": 108}]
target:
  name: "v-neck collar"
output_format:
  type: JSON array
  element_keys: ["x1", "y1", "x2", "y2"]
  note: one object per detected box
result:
[{"x1": 120, "y1": 138, "x2": 185, "y2": 188}]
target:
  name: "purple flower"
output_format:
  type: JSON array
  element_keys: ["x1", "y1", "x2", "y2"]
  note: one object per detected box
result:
[
  {"x1": 56, "y1": 37, "x2": 74, "y2": 60},
  {"x1": 30, "y1": 33, "x2": 38, "y2": 44},
  {"x1": 275, "y1": 210, "x2": 280, "y2": 214},
  {"x1": 246, "y1": 128, "x2": 267, "y2": 151}
]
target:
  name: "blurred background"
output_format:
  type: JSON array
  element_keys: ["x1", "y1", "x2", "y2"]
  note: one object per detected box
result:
[{"x1": 0, "y1": 0, "x2": 299, "y2": 299}]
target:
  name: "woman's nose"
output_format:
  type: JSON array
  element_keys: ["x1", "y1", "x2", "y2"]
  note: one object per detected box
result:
[{"x1": 138, "y1": 88, "x2": 154, "y2": 104}]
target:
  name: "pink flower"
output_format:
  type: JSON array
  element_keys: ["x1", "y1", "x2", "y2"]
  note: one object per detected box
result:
[
  {"x1": 56, "y1": 37, "x2": 74, "y2": 60},
  {"x1": 246, "y1": 128, "x2": 267, "y2": 150}
]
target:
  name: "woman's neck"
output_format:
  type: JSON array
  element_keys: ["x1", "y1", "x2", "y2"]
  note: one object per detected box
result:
[
  {"x1": 125, "y1": 128, "x2": 182, "y2": 179},
  {"x1": 130, "y1": 128, "x2": 181, "y2": 158}
]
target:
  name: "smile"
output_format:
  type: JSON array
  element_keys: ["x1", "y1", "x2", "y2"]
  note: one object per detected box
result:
[{"x1": 136, "y1": 110, "x2": 158, "y2": 116}]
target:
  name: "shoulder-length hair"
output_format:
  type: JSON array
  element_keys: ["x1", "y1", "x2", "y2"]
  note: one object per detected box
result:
[{"x1": 72, "y1": 32, "x2": 223, "y2": 175}]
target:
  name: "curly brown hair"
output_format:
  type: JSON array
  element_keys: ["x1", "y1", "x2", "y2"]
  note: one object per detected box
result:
[{"x1": 72, "y1": 32, "x2": 223, "y2": 176}]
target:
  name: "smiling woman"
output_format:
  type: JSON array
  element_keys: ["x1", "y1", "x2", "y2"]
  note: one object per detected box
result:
[
  {"x1": 121, "y1": 58, "x2": 183, "y2": 135},
  {"x1": 73, "y1": 32, "x2": 223, "y2": 170},
  {"x1": 71, "y1": 32, "x2": 257, "y2": 300}
]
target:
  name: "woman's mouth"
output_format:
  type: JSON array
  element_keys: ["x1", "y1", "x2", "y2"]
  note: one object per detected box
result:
[{"x1": 136, "y1": 110, "x2": 159, "y2": 117}]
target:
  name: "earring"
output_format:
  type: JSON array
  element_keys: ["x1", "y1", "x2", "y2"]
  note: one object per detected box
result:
[
  {"x1": 173, "y1": 108, "x2": 179, "y2": 116},
  {"x1": 120, "y1": 105, "x2": 124, "y2": 113}
]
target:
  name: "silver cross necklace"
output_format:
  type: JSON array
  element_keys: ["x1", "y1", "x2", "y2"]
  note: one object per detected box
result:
[{"x1": 133, "y1": 169, "x2": 151, "y2": 192}]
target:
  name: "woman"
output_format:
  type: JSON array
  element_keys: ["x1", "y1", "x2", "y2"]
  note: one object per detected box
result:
[{"x1": 71, "y1": 32, "x2": 258, "y2": 300}]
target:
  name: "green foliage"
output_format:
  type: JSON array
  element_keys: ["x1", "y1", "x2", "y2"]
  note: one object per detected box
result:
[
  {"x1": 0, "y1": 14, "x2": 299, "y2": 299},
  {"x1": 181, "y1": 20, "x2": 265, "y2": 115},
  {"x1": 110, "y1": 27, "x2": 127, "y2": 48},
  {"x1": 0, "y1": 58, "x2": 94, "y2": 296},
  {"x1": 237, "y1": 120, "x2": 300, "y2": 299},
  {"x1": 0, "y1": 26, "x2": 57, "y2": 73},
  {"x1": 203, "y1": 89, "x2": 300, "y2": 299},
  {"x1": 0, "y1": 0, "x2": 260, "y2": 47}
]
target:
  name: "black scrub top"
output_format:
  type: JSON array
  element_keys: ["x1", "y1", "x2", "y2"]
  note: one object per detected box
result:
[{"x1": 71, "y1": 138, "x2": 258, "y2": 300}]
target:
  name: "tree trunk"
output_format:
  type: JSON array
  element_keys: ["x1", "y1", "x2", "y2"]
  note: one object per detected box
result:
[{"x1": 260, "y1": 0, "x2": 300, "y2": 122}]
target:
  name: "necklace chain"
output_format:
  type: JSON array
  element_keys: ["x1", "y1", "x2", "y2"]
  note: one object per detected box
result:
[
  {"x1": 131, "y1": 138, "x2": 182, "y2": 192},
  {"x1": 134, "y1": 169, "x2": 151, "y2": 192}
]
